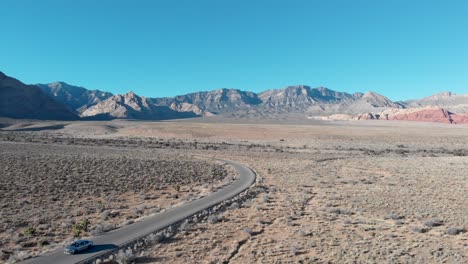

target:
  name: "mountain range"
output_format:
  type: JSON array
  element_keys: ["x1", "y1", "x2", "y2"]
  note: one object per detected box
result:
[{"x1": 1, "y1": 70, "x2": 467, "y2": 124}]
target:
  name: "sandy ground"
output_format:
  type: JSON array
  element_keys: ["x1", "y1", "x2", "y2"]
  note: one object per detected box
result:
[{"x1": 1, "y1": 119, "x2": 467, "y2": 263}]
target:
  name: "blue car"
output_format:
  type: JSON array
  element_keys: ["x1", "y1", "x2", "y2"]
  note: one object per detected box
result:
[{"x1": 64, "y1": 240, "x2": 93, "y2": 254}]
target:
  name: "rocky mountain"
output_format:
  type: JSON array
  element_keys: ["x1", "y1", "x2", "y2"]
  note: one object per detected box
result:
[
  {"x1": 258, "y1": 86, "x2": 361, "y2": 113},
  {"x1": 403, "y1": 92, "x2": 468, "y2": 113},
  {"x1": 81, "y1": 92, "x2": 196, "y2": 120},
  {"x1": 37, "y1": 82, "x2": 113, "y2": 114},
  {"x1": 251, "y1": 85, "x2": 403, "y2": 116},
  {"x1": 0, "y1": 71, "x2": 78, "y2": 120},
  {"x1": 339, "y1": 92, "x2": 403, "y2": 115},
  {"x1": 152, "y1": 88, "x2": 262, "y2": 115}
]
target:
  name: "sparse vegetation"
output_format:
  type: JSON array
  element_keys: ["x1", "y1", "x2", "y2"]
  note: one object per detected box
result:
[{"x1": 0, "y1": 121, "x2": 466, "y2": 263}]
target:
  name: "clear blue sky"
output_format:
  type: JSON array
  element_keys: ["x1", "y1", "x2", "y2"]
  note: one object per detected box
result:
[{"x1": 1, "y1": 0, "x2": 468, "y2": 100}]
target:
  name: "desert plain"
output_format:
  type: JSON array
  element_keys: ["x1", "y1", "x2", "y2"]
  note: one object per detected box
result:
[{"x1": 0, "y1": 118, "x2": 467, "y2": 263}]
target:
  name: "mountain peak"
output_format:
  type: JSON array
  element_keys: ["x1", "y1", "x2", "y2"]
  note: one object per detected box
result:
[
  {"x1": 430, "y1": 91, "x2": 453, "y2": 98},
  {"x1": 363, "y1": 91, "x2": 380, "y2": 98},
  {"x1": 125, "y1": 91, "x2": 138, "y2": 97}
]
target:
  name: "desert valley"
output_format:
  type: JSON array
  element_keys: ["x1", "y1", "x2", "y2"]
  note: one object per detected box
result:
[{"x1": 0, "y1": 70, "x2": 467, "y2": 264}]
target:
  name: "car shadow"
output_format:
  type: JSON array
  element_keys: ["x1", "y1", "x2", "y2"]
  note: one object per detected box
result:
[{"x1": 76, "y1": 244, "x2": 118, "y2": 254}]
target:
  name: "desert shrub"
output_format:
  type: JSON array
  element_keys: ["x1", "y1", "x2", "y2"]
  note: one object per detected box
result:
[
  {"x1": 23, "y1": 226, "x2": 36, "y2": 237},
  {"x1": 229, "y1": 202, "x2": 240, "y2": 210},
  {"x1": 101, "y1": 210, "x2": 110, "y2": 220},
  {"x1": 207, "y1": 214, "x2": 221, "y2": 224},
  {"x1": 394, "y1": 220, "x2": 405, "y2": 226},
  {"x1": 424, "y1": 218, "x2": 443, "y2": 227},
  {"x1": 96, "y1": 201, "x2": 106, "y2": 212},
  {"x1": 8, "y1": 251, "x2": 30, "y2": 263},
  {"x1": 327, "y1": 208, "x2": 352, "y2": 215},
  {"x1": 290, "y1": 245, "x2": 299, "y2": 256},
  {"x1": 72, "y1": 224, "x2": 82, "y2": 237},
  {"x1": 411, "y1": 226, "x2": 429, "y2": 233},
  {"x1": 243, "y1": 227, "x2": 253, "y2": 236},
  {"x1": 145, "y1": 232, "x2": 164, "y2": 244},
  {"x1": 72, "y1": 219, "x2": 90, "y2": 237},
  {"x1": 179, "y1": 219, "x2": 191, "y2": 231},
  {"x1": 132, "y1": 207, "x2": 144, "y2": 216},
  {"x1": 385, "y1": 213, "x2": 404, "y2": 220},
  {"x1": 122, "y1": 220, "x2": 134, "y2": 226},
  {"x1": 115, "y1": 248, "x2": 135, "y2": 264},
  {"x1": 446, "y1": 227, "x2": 464, "y2": 235},
  {"x1": 298, "y1": 229, "x2": 309, "y2": 236},
  {"x1": 452, "y1": 149, "x2": 466, "y2": 156},
  {"x1": 6, "y1": 228, "x2": 14, "y2": 237},
  {"x1": 81, "y1": 219, "x2": 90, "y2": 231}
]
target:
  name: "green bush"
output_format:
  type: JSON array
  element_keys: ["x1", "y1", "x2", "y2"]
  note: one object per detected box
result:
[
  {"x1": 72, "y1": 219, "x2": 91, "y2": 237},
  {"x1": 23, "y1": 226, "x2": 36, "y2": 236}
]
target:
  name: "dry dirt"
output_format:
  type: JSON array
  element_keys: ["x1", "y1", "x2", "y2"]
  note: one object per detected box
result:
[{"x1": 0, "y1": 119, "x2": 467, "y2": 264}]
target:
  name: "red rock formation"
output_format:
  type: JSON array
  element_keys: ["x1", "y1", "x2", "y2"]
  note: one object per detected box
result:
[{"x1": 389, "y1": 108, "x2": 468, "y2": 124}]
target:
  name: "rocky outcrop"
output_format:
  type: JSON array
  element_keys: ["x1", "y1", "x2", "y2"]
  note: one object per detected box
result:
[
  {"x1": 0, "y1": 71, "x2": 78, "y2": 120},
  {"x1": 389, "y1": 108, "x2": 468, "y2": 124},
  {"x1": 81, "y1": 92, "x2": 197, "y2": 120},
  {"x1": 354, "y1": 108, "x2": 468, "y2": 124}
]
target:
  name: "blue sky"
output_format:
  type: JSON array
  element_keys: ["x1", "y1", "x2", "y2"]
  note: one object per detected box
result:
[{"x1": 1, "y1": 0, "x2": 467, "y2": 100}]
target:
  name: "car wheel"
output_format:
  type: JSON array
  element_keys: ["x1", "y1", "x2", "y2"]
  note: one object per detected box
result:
[{"x1": 72, "y1": 250, "x2": 76, "y2": 254}]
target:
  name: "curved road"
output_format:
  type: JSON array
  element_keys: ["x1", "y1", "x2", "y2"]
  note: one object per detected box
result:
[{"x1": 23, "y1": 159, "x2": 256, "y2": 264}]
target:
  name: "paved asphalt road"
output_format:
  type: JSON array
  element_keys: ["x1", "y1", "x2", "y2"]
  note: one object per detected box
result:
[{"x1": 23, "y1": 159, "x2": 256, "y2": 264}]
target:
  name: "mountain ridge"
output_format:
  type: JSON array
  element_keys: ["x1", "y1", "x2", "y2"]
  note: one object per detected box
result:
[{"x1": 1, "y1": 70, "x2": 467, "y2": 124}]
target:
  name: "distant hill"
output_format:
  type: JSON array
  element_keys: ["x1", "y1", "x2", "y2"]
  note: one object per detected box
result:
[
  {"x1": 37, "y1": 82, "x2": 113, "y2": 114},
  {"x1": 0, "y1": 71, "x2": 78, "y2": 120}
]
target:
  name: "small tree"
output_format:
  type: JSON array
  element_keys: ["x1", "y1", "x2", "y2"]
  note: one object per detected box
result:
[
  {"x1": 72, "y1": 223, "x2": 82, "y2": 237},
  {"x1": 80, "y1": 219, "x2": 90, "y2": 232}
]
